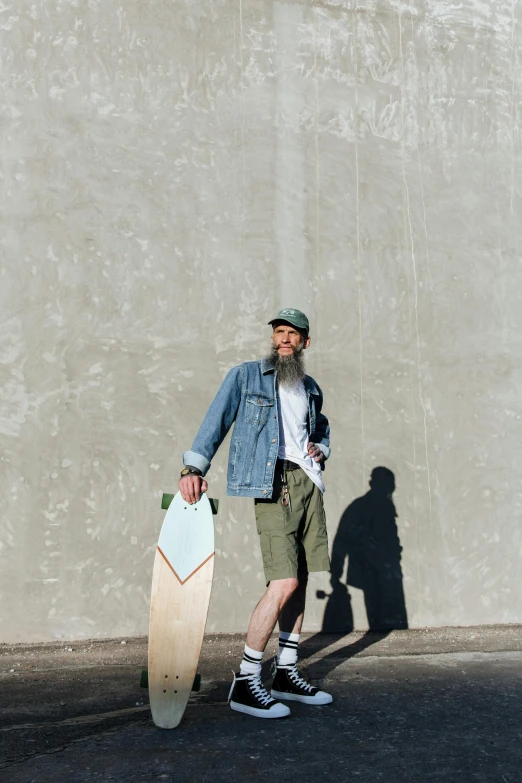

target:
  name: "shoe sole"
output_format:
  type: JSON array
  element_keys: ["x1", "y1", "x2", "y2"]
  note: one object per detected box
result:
[
  {"x1": 230, "y1": 701, "x2": 291, "y2": 719},
  {"x1": 271, "y1": 689, "x2": 333, "y2": 705}
]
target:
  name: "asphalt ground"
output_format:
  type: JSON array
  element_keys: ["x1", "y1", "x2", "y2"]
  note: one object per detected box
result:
[{"x1": 1, "y1": 627, "x2": 521, "y2": 782}]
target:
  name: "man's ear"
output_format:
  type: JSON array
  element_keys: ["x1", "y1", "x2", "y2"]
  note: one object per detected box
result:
[{"x1": 303, "y1": 335, "x2": 311, "y2": 350}]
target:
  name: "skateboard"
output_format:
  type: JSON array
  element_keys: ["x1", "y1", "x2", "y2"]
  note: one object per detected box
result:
[{"x1": 143, "y1": 491, "x2": 219, "y2": 729}]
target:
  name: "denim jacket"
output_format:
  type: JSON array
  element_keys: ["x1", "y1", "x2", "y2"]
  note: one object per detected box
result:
[{"x1": 183, "y1": 359, "x2": 331, "y2": 498}]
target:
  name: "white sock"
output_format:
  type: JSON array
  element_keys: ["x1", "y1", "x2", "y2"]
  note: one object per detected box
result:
[
  {"x1": 277, "y1": 632, "x2": 300, "y2": 667},
  {"x1": 239, "y1": 644, "x2": 263, "y2": 676}
]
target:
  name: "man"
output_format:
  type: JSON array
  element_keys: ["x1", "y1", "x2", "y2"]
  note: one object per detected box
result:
[{"x1": 179, "y1": 308, "x2": 332, "y2": 719}]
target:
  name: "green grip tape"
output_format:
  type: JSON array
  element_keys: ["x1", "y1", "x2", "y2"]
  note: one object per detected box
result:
[{"x1": 161, "y1": 494, "x2": 219, "y2": 514}]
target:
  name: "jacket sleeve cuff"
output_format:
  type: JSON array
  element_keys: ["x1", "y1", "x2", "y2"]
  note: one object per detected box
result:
[
  {"x1": 316, "y1": 443, "x2": 331, "y2": 460},
  {"x1": 183, "y1": 450, "x2": 211, "y2": 476}
]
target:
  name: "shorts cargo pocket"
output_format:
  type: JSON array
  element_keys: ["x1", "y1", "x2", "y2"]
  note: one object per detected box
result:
[
  {"x1": 301, "y1": 487, "x2": 330, "y2": 573},
  {"x1": 254, "y1": 503, "x2": 282, "y2": 570},
  {"x1": 254, "y1": 499, "x2": 283, "y2": 530},
  {"x1": 257, "y1": 530, "x2": 273, "y2": 568},
  {"x1": 254, "y1": 500, "x2": 298, "y2": 581}
]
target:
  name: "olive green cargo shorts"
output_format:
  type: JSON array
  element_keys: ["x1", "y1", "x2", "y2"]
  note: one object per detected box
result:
[{"x1": 254, "y1": 467, "x2": 331, "y2": 583}]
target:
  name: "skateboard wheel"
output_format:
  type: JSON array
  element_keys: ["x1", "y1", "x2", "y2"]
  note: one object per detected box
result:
[
  {"x1": 192, "y1": 673, "x2": 201, "y2": 692},
  {"x1": 208, "y1": 498, "x2": 219, "y2": 515}
]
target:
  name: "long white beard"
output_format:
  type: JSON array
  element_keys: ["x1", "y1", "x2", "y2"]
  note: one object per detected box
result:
[{"x1": 267, "y1": 346, "x2": 306, "y2": 389}]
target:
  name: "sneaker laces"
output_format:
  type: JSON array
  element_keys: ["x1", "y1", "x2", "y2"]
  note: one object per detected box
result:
[
  {"x1": 228, "y1": 671, "x2": 274, "y2": 706},
  {"x1": 282, "y1": 664, "x2": 315, "y2": 693}
]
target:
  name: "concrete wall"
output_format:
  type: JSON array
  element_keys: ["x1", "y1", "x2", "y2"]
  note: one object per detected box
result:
[{"x1": 1, "y1": 0, "x2": 521, "y2": 643}]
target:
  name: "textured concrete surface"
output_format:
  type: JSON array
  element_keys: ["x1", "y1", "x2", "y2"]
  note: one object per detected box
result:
[
  {"x1": 2, "y1": 0, "x2": 522, "y2": 642},
  {"x1": 1, "y1": 628, "x2": 521, "y2": 781}
]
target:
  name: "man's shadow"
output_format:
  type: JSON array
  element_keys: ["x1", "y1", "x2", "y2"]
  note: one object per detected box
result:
[{"x1": 299, "y1": 467, "x2": 408, "y2": 677}]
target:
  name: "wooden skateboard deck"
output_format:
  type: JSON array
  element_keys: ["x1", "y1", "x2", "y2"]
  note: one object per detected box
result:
[{"x1": 148, "y1": 491, "x2": 217, "y2": 729}]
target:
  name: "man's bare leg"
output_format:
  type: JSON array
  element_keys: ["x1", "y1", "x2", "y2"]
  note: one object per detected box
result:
[
  {"x1": 231, "y1": 575, "x2": 331, "y2": 714},
  {"x1": 278, "y1": 576, "x2": 307, "y2": 635},
  {"x1": 245, "y1": 578, "x2": 299, "y2": 652},
  {"x1": 230, "y1": 578, "x2": 298, "y2": 719},
  {"x1": 270, "y1": 575, "x2": 333, "y2": 705}
]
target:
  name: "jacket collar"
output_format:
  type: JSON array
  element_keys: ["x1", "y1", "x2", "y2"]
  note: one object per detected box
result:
[
  {"x1": 261, "y1": 357, "x2": 275, "y2": 375},
  {"x1": 260, "y1": 359, "x2": 319, "y2": 396},
  {"x1": 303, "y1": 375, "x2": 320, "y2": 395}
]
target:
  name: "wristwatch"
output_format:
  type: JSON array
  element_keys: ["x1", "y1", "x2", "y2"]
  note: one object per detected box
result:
[{"x1": 180, "y1": 466, "x2": 202, "y2": 478}]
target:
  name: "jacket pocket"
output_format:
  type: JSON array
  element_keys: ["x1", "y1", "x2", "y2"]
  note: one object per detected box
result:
[{"x1": 245, "y1": 394, "x2": 274, "y2": 427}]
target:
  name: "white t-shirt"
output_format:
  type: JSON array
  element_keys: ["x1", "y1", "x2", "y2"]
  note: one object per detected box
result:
[{"x1": 277, "y1": 381, "x2": 325, "y2": 493}]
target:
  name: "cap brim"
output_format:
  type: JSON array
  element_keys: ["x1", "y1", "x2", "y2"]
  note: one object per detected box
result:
[
  {"x1": 268, "y1": 318, "x2": 308, "y2": 332},
  {"x1": 268, "y1": 317, "x2": 297, "y2": 326}
]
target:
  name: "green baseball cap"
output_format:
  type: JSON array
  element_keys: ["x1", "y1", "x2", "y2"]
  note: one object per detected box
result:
[{"x1": 268, "y1": 308, "x2": 309, "y2": 334}]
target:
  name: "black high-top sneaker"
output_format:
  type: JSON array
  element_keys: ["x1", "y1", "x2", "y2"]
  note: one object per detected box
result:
[
  {"x1": 271, "y1": 664, "x2": 333, "y2": 705},
  {"x1": 229, "y1": 672, "x2": 291, "y2": 718}
]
